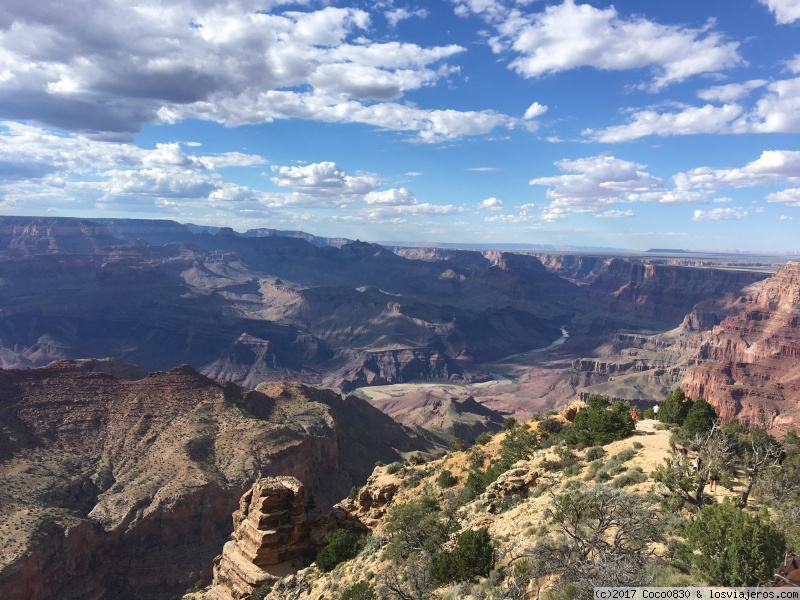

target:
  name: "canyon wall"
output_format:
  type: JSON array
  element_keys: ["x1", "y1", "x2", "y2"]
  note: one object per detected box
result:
[
  {"x1": 0, "y1": 361, "x2": 424, "y2": 600},
  {"x1": 683, "y1": 261, "x2": 800, "y2": 435}
]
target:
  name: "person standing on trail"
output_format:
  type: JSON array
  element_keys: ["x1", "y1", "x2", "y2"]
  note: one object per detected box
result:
[
  {"x1": 653, "y1": 404, "x2": 660, "y2": 418},
  {"x1": 631, "y1": 407, "x2": 638, "y2": 425}
]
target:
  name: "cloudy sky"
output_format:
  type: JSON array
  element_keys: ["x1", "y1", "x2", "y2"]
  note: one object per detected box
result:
[{"x1": 1, "y1": 0, "x2": 800, "y2": 251}]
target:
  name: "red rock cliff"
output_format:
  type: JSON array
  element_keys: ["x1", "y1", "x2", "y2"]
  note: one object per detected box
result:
[{"x1": 682, "y1": 261, "x2": 800, "y2": 435}]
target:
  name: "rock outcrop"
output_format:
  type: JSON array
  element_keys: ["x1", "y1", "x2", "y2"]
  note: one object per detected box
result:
[
  {"x1": 683, "y1": 261, "x2": 800, "y2": 435},
  {"x1": 0, "y1": 362, "x2": 425, "y2": 600},
  {"x1": 196, "y1": 478, "x2": 310, "y2": 600}
]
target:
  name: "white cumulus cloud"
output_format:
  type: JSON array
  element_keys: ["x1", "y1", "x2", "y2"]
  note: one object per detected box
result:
[
  {"x1": 759, "y1": 0, "x2": 800, "y2": 23},
  {"x1": 484, "y1": 0, "x2": 742, "y2": 91},
  {"x1": 0, "y1": 1, "x2": 515, "y2": 142},
  {"x1": 766, "y1": 188, "x2": 800, "y2": 206},
  {"x1": 692, "y1": 207, "x2": 749, "y2": 221},
  {"x1": 477, "y1": 197, "x2": 504, "y2": 210},
  {"x1": 364, "y1": 188, "x2": 418, "y2": 205}
]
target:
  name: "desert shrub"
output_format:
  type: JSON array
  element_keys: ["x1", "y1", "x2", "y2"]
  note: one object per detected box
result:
[
  {"x1": 540, "y1": 459, "x2": 562, "y2": 472},
  {"x1": 564, "y1": 396, "x2": 634, "y2": 447},
  {"x1": 316, "y1": 529, "x2": 364, "y2": 572},
  {"x1": 348, "y1": 486, "x2": 359, "y2": 500},
  {"x1": 633, "y1": 441, "x2": 644, "y2": 450},
  {"x1": 682, "y1": 398, "x2": 718, "y2": 436},
  {"x1": 437, "y1": 469, "x2": 458, "y2": 488},
  {"x1": 403, "y1": 469, "x2": 425, "y2": 489},
  {"x1": 502, "y1": 417, "x2": 518, "y2": 431},
  {"x1": 611, "y1": 466, "x2": 647, "y2": 488},
  {"x1": 461, "y1": 426, "x2": 538, "y2": 501},
  {"x1": 449, "y1": 437, "x2": 468, "y2": 452},
  {"x1": 585, "y1": 446, "x2": 605, "y2": 461},
  {"x1": 613, "y1": 448, "x2": 637, "y2": 462},
  {"x1": 658, "y1": 389, "x2": 694, "y2": 426},
  {"x1": 408, "y1": 453, "x2": 427, "y2": 465},
  {"x1": 604, "y1": 458, "x2": 628, "y2": 476},
  {"x1": 645, "y1": 562, "x2": 695, "y2": 587},
  {"x1": 475, "y1": 432, "x2": 493, "y2": 446},
  {"x1": 498, "y1": 425, "x2": 538, "y2": 467},
  {"x1": 339, "y1": 581, "x2": 376, "y2": 600},
  {"x1": 684, "y1": 500, "x2": 785, "y2": 586},
  {"x1": 641, "y1": 407, "x2": 655, "y2": 419},
  {"x1": 384, "y1": 496, "x2": 451, "y2": 559},
  {"x1": 564, "y1": 463, "x2": 584, "y2": 477},
  {"x1": 249, "y1": 582, "x2": 274, "y2": 600},
  {"x1": 386, "y1": 461, "x2": 403, "y2": 475},
  {"x1": 539, "y1": 417, "x2": 563, "y2": 436},
  {"x1": 431, "y1": 528, "x2": 494, "y2": 584},
  {"x1": 584, "y1": 459, "x2": 604, "y2": 481},
  {"x1": 542, "y1": 447, "x2": 579, "y2": 473}
]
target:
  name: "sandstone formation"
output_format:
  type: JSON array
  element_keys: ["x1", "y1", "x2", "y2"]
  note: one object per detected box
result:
[
  {"x1": 683, "y1": 261, "x2": 800, "y2": 436},
  {"x1": 0, "y1": 361, "x2": 425, "y2": 600},
  {"x1": 195, "y1": 478, "x2": 310, "y2": 600}
]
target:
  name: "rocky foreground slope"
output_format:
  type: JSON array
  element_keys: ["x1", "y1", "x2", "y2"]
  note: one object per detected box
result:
[
  {"x1": 0, "y1": 360, "x2": 428, "y2": 600},
  {"x1": 189, "y1": 410, "x2": 683, "y2": 600}
]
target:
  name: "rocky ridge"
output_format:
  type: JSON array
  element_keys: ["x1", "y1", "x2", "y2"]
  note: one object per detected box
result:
[
  {"x1": 189, "y1": 405, "x2": 678, "y2": 600},
  {"x1": 0, "y1": 361, "x2": 427, "y2": 600}
]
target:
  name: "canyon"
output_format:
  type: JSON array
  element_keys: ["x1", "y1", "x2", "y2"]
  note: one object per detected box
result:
[
  {"x1": 1, "y1": 216, "x2": 799, "y2": 598},
  {"x1": 0, "y1": 359, "x2": 428, "y2": 599}
]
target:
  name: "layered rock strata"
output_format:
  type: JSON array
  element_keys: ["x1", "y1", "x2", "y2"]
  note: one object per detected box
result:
[
  {"x1": 683, "y1": 261, "x2": 800, "y2": 435},
  {"x1": 0, "y1": 361, "x2": 423, "y2": 600},
  {"x1": 198, "y1": 478, "x2": 310, "y2": 600}
]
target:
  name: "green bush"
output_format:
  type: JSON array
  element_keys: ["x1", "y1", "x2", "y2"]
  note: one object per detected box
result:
[
  {"x1": 475, "y1": 432, "x2": 493, "y2": 445},
  {"x1": 316, "y1": 529, "x2": 363, "y2": 572},
  {"x1": 408, "y1": 453, "x2": 427, "y2": 465},
  {"x1": 682, "y1": 398, "x2": 718, "y2": 436},
  {"x1": 613, "y1": 448, "x2": 637, "y2": 462},
  {"x1": 611, "y1": 466, "x2": 647, "y2": 488},
  {"x1": 449, "y1": 437, "x2": 468, "y2": 452},
  {"x1": 339, "y1": 581, "x2": 376, "y2": 600},
  {"x1": 658, "y1": 389, "x2": 694, "y2": 426},
  {"x1": 431, "y1": 528, "x2": 494, "y2": 584},
  {"x1": 684, "y1": 499, "x2": 785, "y2": 586},
  {"x1": 437, "y1": 469, "x2": 458, "y2": 488},
  {"x1": 348, "y1": 486, "x2": 359, "y2": 500},
  {"x1": 498, "y1": 425, "x2": 538, "y2": 467},
  {"x1": 386, "y1": 461, "x2": 403, "y2": 475},
  {"x1": 539, "y1": 417, "x2": 563, "y2": 436},
  {"x1": 249, "y1": 582, "x2": 274, "y2": 600},
  {"x1": 502, "y1": 417, "x2": 518, "y2": 431},
  {"x1": 585, "y1": 446, "x2": 605, "y2": 461},
  {"x1": 384, "y1": 496, "x2": 449, "y2": 559},
  {"x1": 564, "y1": 396, "x2": 634, "y2": 447}
]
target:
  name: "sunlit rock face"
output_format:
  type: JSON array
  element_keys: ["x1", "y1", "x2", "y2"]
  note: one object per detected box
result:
[
  {"x1": 683, "y1": 261, "x2": 800, "y2": 436},
  {"x1": 195, "y1": 477, "x2": 310, "y2": 600},
  {"x1": 0, "y1": 362, "x2": 420, "y2": 600}
]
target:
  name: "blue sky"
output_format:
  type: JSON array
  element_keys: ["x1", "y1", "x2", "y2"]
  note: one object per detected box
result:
[{"x1": 1, "y1": 0, "x2": 800, "y2": 251}]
